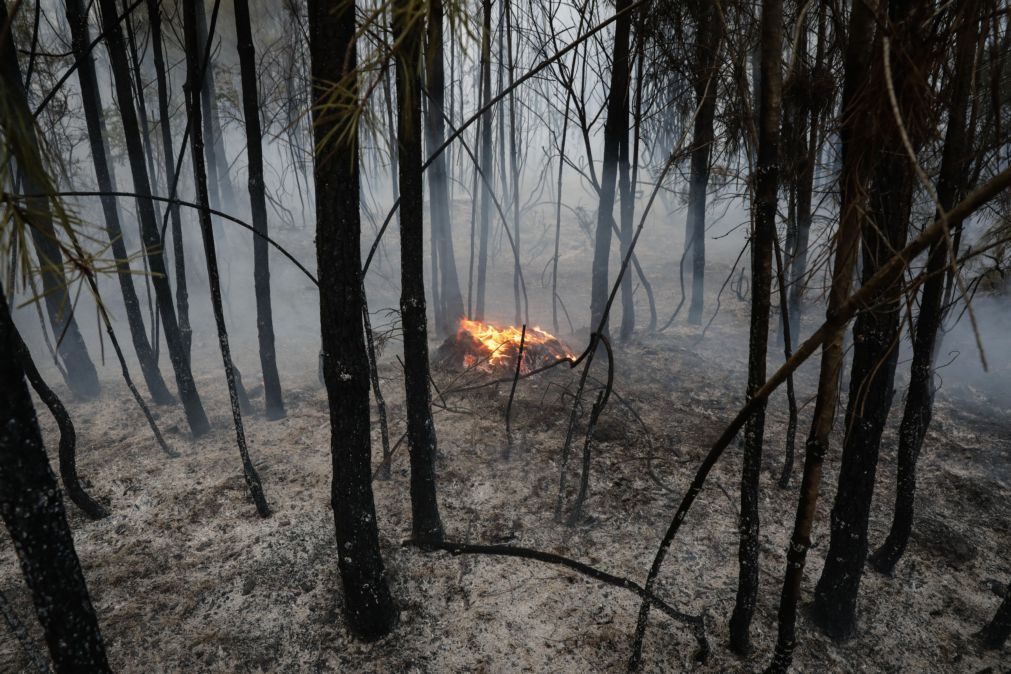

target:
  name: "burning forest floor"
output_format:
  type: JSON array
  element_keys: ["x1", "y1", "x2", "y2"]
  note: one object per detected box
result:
[{"x1": 2, "y1": 296, "x2": 1010, "y2": 672}]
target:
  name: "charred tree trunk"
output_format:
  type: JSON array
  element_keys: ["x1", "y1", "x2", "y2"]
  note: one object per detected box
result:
[
  {"x1": 813, "y1": 0, "x2": 934, "y2": 640},
  {"x1": 11, "y1": 311, "x2": 108, "y2": 519},
  {"x1": 0, "y1": 18, "x2": 100, "y2": 401},
  {"x1": 146, "y1": 0, "x2": 191, "y2": 361},
  {"x1": 505, "y1": 0, "x2": 524, "y2": 327},
  {"x1": 617, "y1": 40, "x2": 635, "y2": 340},
  {"x1": 783, "y1": 4, "x2": 825, "y2": 347},
  {"x1": 0, "y1": 283, "x2": 110, "y2": 672},
  {"x1": 870, "y1": 0, "x2": 978, "y2": 576},
  {"x1": 65, "y1": 0, "x2": 174, "y2": 406},
  {"x1": 729, "y1": 0, "x2": 782, "y2": 654},
  {"x1": 183, "y1": 0, "x2": 270, "y2": 517},
  {"x1": 392, "y1": 0, "x2": 445, "y2": 541},
  {"x1": 97, "y1": 0, "x2": 210, "y2": 437},
  {"x1": 684, "y1": 1, "x2": 721, "y2": 326},
  {"x1": 194, "y1": 1, "x2": 235, "y2": 213},
  {"x1": 425, "y1": 0, "x2": 465, "y2": 335},
  {"x1": 766, "y1": 2, "x2": 876, "y2": 669},
  {"x1": 234, "y1": 0, "x2": 285, "y2": 419},
  {"x1": 474, "y1": 0, "x2": 494, "y2": 321},
  {"x1": 589, "y1": 0, "x2": 631, "y2": 332},
  {"x1": 308, "y1": 0, "x2": 399, "y2": 639}
]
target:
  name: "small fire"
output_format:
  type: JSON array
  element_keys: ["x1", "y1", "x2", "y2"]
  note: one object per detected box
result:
[{"x1": 456, "y1": 318, "x2": 573, "y2": 373}]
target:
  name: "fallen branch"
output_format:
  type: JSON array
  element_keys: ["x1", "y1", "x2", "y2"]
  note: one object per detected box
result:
[{"x1": 403, "y1": 538, "x2": 709, "y2": 661}]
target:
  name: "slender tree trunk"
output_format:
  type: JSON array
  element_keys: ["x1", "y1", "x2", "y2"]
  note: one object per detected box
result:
[
  {"x1": 728, "y1": 0, "x2": 782, "y2": 654},
  {"x1": 425, "y1": 0, "x2": 465, "y2": 335},
  {"x1": 97, "y1": 0, "x2": 210, "y2": 437},
  {"x1": 589, "y1": 0, "x2": 631, "y2": 332},
  {"x1": 392, "y1": 0, "x2": 444, "y2": 541},
  {"x1": 308, "y1": 0, "x2": 400, "y2": 639},
  {"x1": 766, "y1": 2, "x2": 876, "y2": 669},
  {"x1": 65, "y1": 0, "x2": 174, "y2": 406},
  {"x1": 617, "y1": 40, "x2": 634, "y2": 340},
  {"x1": 505, "y1": 0, "x2": 524, "y2": 327},
  {"x1": 11, "y1": 305, "x2": 108, "y2": 519},
  {"x1": 0, "y1": 283, "x2": 110, "y2": 672},
  {"x1": 183, "y1": 0, "x2": 270, "y2": 518},
  {"x1": 870, "y1": 0, "x2": 978, "y2": 576},
  {"x1": 233, "y1": 0, "x2": 285, "y2": 419},
  {"x1": 813, "y1": 0, "x2": 934, "y2": 640},
  {"x1": 684, "y1": 2, "x2": 721, "y2": 326},
  {"x1": 474, "y1": 0, "x2": 493, "y2": 321},
  {"x1": 0, "y1": 21, "x2": 100, "y2": 401},
  {"x1": 146, "y1": 0, "x2": 191, "y2": 361},
  {"x1": 194, "y1": 1, "x2": 235, "y2": 213}
]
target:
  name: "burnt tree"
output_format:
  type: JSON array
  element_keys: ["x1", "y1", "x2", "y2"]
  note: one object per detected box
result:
[
  {"x1": 0, "y1": 283, "x2": 110, "y2": 672},
  {"x1": 729, "y1": 0, "x2": 782, "y2": 653},
  {"x1": 234, "y1": 0, "x2": 286, "y2": 419},
  {"x1": 308, "y1": 0, "x2": 399, "y2": 639},
  {"x1": 813, "y1": 0, "x2": 937, "y2": 640},
  {"x1": 425, "y1": 0, "x2": 466, "y2": 335},
  {"x1": 589, "y1": 0, "x2": 632, "y2": 332},
  {"x1": 96, "y1": 0, "x2": 210, "y2": 436},
  {"x1": 765, "y1": 0, "x2": 877, "y2": 669},
  {"x1": 870, "y1": 0, "x2": 979, "y2": 576},
  {"x1": 392, "y1": 0, "x2": 445, "y2": 541},
  {"x1": 65, "y1": 0, "x2": 174, "y2": 405},
  {"x1": 0, "y1": 9, "x2": 100, "y2": 401}
]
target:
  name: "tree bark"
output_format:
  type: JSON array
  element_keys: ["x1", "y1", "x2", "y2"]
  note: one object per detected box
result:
[
  {"x1": 425, "y1": 0, "x2": 465, "y2": 335},
  {"x1": 233, "y1": 0, "x2": 286, "y2": 419},
  {"x1": 308, "y1": 0, "x2": 399, "y2": 640},
  {"x1": 65, "y1": 0, "x2": 174, "y2": 406},
  {"x1": 765, "y1": 1, "x2": 876, "y2": 668},
  {"x1": 183, "y1": 0, "x2": 270, "y2": 517},
  {"x1": 97, "y1": 0, "x2": 210, "y2": 437},
  {"x1": 589, "y1": 0, "x2": 631, "y2": 332},
  {"x1": 0, "y1": 11, "x2": 100, "y2": 401},
  {"x1": 729, "y1": 0, "x2": 782, "y2": 654},
  {"x1": 146, "y1": 0, "x2": 191, "y2": 361},
  {"x1": 684, "y1": 1, "x2": 721, "y2": 326},
  {"x1": 978, "y1": 581, "x2": 1011, "y2": 649},
  {"x1": 474, "y1": 0, "x2": 493, "y2": 321},
  {"x1": 813, "y1": 0, "x2": 935, "y2": 640},
  {"x1": 194, "y1": 0, "x2": 235, "y2": 213},
  {"x1": 393, "y1": 0, "x2": 445, "y2": 541},
  {"x1": 0, "y1": 283, "x2": 110, "y2": 672},
  {"x1": 870, "y1": 0, "x2": 978, "y2": 576}
]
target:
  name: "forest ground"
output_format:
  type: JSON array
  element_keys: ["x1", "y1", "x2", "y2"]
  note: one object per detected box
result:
[{"x1": 2, "y1": 197, "x2": 1010, "y2": 672}]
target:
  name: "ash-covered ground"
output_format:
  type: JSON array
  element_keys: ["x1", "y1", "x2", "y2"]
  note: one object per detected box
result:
[{"x1": 2, "y1": 200, "x2": 1009, "y2": 672}]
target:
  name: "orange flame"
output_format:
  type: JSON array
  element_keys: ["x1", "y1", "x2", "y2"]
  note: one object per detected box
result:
[{"x1": 457, "y1": 318, "x2": 573, "y2": 372}]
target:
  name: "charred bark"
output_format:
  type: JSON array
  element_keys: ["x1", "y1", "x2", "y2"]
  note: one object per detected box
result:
[
  {"x1": 234, "y1": 0, "x2": 286, "y2": 419},
  {"x1": 65, "y1": 0, "x2": 174, "y2": 406},
  {"x1": 0, "y1": 284, "x2": 110, "y2": 672},
  {"x1": 589, "y1": 0, "x2": 631, "y2": 332},
  {"x1": 0, "y1": 13, "x2": 100, "y2": 401},
  {"x1": 870, "y1": 0, "x2": 978, "y2": 577},
  {"x1": 97, "y1": 0, "x2": 210, "y2": 437},
  {"x1": 729, "y1": 0, "x2": 782, "y2": 654},
  {"x1": 308, "y1": 0, "x2": 399, "y2": 639},
  {"x1": 684, "y1": 0, "x2": 721, "y2": 326},
  {"x1": 393, "y1": 0, "x2": 445, "y2": 541},
  {"x1": 183, "y1": 0, "x2": 270, "y2": 517},
  {"x1": 813, "y1": 0, "x2": 935, "y2": 640},
  {"x1": 474, "y1": 0, "x2": 493, "y2": 321},
  {"x1": 425, "y1": 0, "x2": 465, "y2": 335},
  {"x1": 765, "y1": 1, "x2": 876, "y2": 668},
  {"x1": 146, "y1": 0, "x2": 191, "y2": 360}
]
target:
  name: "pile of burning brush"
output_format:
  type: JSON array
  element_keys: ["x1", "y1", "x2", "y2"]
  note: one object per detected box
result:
[{"x1": 436, "y1": 318, "x2": 574, "y2": 375}]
